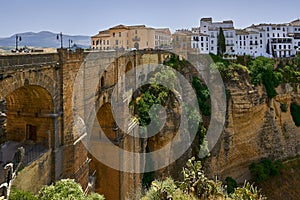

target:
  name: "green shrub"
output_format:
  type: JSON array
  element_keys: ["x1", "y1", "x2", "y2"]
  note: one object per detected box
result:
[
  {"x1": 9, "y1": 188, "x2": 37, "y2": 200},
  {"x1": 225, "y1": 177, "x2": 238, "y2": 194},
  {"x1": 280, "y1": 103, "x2": 288, "y2": 112},
  {"x1": 291, "y1": 103, "x2": 300, "y2": 127},
  {"x1": 249, "y1": 158, "x2": 283, "y2": 183}
]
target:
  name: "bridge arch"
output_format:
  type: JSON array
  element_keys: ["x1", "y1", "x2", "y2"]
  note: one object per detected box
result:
[
  {"x1": 5, "y1": 85, "x2": 55, "y2": 148},
  {"x1": 0, "y1": 71, "x2": 58, "y2": 110}
]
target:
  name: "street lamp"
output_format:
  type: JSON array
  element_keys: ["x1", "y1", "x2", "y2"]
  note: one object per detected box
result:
[
  {"x1": 56, "y1": 32, "x2": 63, "y2": 48},
  {"x1": 68, "y1": 39, "x2": 73, "y2": 50},
  {"x1": 15, "y1": 35, "x2": 22, "y2": 51}
]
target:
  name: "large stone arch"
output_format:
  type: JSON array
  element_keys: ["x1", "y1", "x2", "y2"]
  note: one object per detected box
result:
[
  {"x1": 0, "y1": 70, "x2": 59, "y2": 111},
  {"x1": 89, "y1": 102, "x2": 121, "y2": 200}
]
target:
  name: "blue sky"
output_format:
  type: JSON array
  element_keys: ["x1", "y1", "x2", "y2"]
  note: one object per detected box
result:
[{"x1": 0, "y1": 0, "x2": 299, "y2": 37}]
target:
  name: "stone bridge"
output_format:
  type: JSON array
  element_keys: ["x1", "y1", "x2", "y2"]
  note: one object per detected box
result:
[{"x1": 0, "y1": 49, "x2": 173, "y2": 200}]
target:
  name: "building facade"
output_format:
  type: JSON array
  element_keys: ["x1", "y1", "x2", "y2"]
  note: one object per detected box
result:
[
  {"x1": 188, "y1": 17, "x2": 300, "y2": 58},
  {"x1": 91, "y1": 25, "x2": 171, "y2": 51}
]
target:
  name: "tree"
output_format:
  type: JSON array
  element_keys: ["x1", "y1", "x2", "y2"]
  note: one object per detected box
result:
[
  {"x1": 248, "y1": 56, "x2": 282, "y2": 99},
  {"x1": 217, "y1": 27, "x2": 226, "y2": 56}
]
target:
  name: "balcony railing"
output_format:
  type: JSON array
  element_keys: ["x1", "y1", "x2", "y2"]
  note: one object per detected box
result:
[{"x1": 132, "y1": 37, "x2": 140, "y2": 42}]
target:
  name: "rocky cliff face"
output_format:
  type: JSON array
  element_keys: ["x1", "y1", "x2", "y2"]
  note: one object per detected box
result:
[{"x1": 205, "y1": 76, "x2": 300, "y2": 182}]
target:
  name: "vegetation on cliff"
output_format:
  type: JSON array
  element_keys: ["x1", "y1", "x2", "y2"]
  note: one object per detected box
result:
[
  {"x1": 212, "y1": 54, "x2": 300, "y2": 99},
  {"x1": 249, "y1": 158, "x2": 283, "y2": 183},
  {"x1": 256, "y1": 157, "x2": 300, "y2": 200}
]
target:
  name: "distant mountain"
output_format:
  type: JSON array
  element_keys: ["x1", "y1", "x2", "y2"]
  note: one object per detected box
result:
[{"x1": 0, "y1": 31, "x2": 91, "y2": 49}]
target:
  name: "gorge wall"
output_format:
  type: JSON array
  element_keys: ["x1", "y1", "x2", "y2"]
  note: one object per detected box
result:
[{"x1": 205, "y1": 77, "x2": 300, "y2": 182}]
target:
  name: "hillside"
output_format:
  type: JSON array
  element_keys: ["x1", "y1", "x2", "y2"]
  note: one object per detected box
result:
[
  {"x1": 257, "y1": 157, "x2": 300, "y2": 200},
  {"x1": 0, "y1": 31, "x2": 90, "y2": 49}
]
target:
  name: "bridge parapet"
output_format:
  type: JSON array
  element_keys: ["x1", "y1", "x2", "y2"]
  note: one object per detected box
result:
[{"x1": 0, "y1": 53, "x2": 59, "y2": 73}]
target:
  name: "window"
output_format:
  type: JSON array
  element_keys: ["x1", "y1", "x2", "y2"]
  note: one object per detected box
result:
[
  {"x1": 107, "y1": 40, "x2": 109, "y2": 45},
  {"x1": 113, "y1": 32, "x2": 115, "y2": 37},
  {"x1": 103, "y1": 40, "x2": 105, "y2": 45},
  {"x1": 273, "y1": 33, "x2": 275, "y2": 37},
  {"x1": 135, "y1": 30, "x2": 138, "y2": 34},
  {"x1": 267, "y1": 27, "x2": 270, "y2": 31},
  {"x1": 260, "y1": 33, "x2": 263, "y2": 37},
  {"x1": 267, "y1": 33, "x2": 270, "y2": 37},
  {"x1": 277, "y1": 33, "x2": 280, "y2": 37},
  {"x1": 283, "y1": 28, "x2": 285, "y2": 31},
  {"x1": 119, "y1": 32, "x2": 121, "y2": 37},
  {"x1": 260, "y1": 40, "x2": 263, "y2": 44},
  {"x1": 115, "y1": 40, "x2": 118, "y2": 45},
  {"x1": 272, "y1": 27, "x2": 275, "y2": 30},
  {"x1": 26, "y1": 124, "x2": 37, "y2": 141},
  {"x1": 274, "y1": 45, "x2": 276, "y2": 49},
  {"x1": 279, "y1": 45, "x2": 281, "y2": 49},
  {"x1": 92, "y1": 40, "x2": 95, "y2": 45},
  {"x1": 277, "y1": 27, "x2": 280, "y2": 30},
  {"x1": 201, "y1": 37, "x2": 203, "y2": 41}
]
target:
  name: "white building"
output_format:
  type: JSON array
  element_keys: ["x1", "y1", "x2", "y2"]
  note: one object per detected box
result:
[{"x1": 188, "y1": 17, "x2": 300, "y2": 58}]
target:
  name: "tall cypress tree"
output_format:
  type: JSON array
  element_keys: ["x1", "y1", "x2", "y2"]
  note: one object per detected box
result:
[{"x1": 217, "y1": 27, "x2": 226, "y2": 56}]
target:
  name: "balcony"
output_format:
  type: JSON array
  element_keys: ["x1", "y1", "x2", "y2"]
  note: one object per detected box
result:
[{"x1": 132, "y1": 36, "x2": 140, "y2": 42}]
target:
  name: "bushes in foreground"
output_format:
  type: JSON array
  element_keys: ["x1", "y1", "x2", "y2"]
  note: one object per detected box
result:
[
  {"x1": 9, "y1": 179, "x2": 105, "y2": 200},
  {"x1": 142, "y1": 157, "x2": 266, "y2": 200}
]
